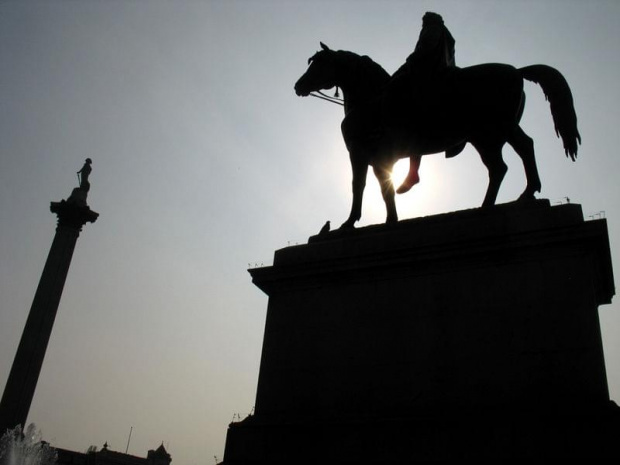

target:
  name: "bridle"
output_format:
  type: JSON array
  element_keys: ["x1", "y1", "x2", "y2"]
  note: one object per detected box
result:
[
  {"x1": 309, "y1": 89, "x2": 344, "y2": 106},
  {"x1": 305, "y1": 51, "x2": 345, "y2": 106}
]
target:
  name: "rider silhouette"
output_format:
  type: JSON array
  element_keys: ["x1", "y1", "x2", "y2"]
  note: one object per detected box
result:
[
  {"x1": 399, "y1": 12, "x2": 455, "y2": 79},
  {"x1": 393, "y1": 12, "x2": 457, "y2": 194}
]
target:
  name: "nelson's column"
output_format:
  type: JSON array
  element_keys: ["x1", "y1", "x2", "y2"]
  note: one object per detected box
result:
[{"x1": 0, "y1": 159, "x2": 99, "y2": 434}]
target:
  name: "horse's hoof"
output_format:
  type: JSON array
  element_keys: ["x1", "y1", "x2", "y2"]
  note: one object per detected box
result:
[{"x1": 339, "y1": 221, "x2": 356, "y2": 230}]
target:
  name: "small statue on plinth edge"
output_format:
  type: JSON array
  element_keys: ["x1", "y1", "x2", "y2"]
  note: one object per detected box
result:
[{"x1": 67, "y1": 158, "x2": 93, "y2": 207}]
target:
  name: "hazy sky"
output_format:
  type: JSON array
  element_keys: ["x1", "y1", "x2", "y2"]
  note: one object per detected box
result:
[{"x1": 1, "y1": 1, "x2": 619, "y2": 463}]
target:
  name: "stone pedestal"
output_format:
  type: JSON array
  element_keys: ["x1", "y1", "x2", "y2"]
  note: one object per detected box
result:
[
  {"x1": 0, "y1": 200, "x2": 98, "y2": 433},
  {"x1": 223, "y1": 200, "x2": 618, "y2": 461}
]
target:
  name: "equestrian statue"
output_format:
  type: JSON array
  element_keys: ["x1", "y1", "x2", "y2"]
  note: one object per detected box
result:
[{"x1": 294, "y1": 12, "x2": 581, "y2": 229}]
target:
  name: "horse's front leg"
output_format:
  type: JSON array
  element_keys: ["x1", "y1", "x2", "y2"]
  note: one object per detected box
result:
[
  {"x1": 373, "y1": 164, "x2": 398, "y2": 224},
  {"x1": 341, "y1": 157, "x2": 368, "y2": 229}
]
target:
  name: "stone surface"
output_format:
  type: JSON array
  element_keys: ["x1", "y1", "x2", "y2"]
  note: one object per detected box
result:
[
  {"x1": 0, "y1": 200, "x2": 98, "y2": 433},
  {"x1": 224, "y1": 200, "x2": 618, "y2": 461}
]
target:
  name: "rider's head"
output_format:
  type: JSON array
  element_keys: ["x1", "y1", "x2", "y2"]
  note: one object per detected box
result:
[
  {"x1": 85, "y1": 158, "x2": 92, "y2": 164},
  {"x1": 422, "y1": 12, "x2": 444, "y2": 27}
]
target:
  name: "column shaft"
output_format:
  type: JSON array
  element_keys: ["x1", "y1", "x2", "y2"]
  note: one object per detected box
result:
[{"x1": 0, "y1": 200, "x2": 98, "y2": 433}]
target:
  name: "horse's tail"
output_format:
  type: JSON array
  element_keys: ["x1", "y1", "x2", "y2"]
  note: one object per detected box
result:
[{"x1": 520, "y1": 65, "x2": 581, "y2": 160}]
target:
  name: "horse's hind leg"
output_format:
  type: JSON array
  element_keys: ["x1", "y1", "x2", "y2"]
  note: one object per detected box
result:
[
  {"x1": 472, "y1": 140, "x2": 508, "y2": 207},
  {"x1": 373, "y1": 164, "x2": 398, "y2": 224},
  {"x1": 507, "y1": 125, "x2": 541, "y2": 201}
]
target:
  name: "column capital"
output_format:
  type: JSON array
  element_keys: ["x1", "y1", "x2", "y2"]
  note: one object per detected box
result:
[{"x1": 50, "y1": 200, "x2": 99, "y2": 231}]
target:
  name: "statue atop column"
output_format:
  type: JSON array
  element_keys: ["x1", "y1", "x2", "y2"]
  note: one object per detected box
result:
[
  {"x1": 77, "y1": 158, "x2": 92, "y2": 192},
  {"x1": 52, "y1": 158, "x2": 98, "y2": 229},
  {"x1": 67, "y1": 158, "x2": 93, "y2": 207}
]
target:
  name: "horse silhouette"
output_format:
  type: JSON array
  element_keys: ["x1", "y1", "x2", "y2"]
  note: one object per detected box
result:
[{"x1": 294, "y1": 43, "x2": 580, "y2": 229}]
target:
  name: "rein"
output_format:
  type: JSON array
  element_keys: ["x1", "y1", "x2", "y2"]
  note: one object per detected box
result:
[{"x1": 309, "y1": 89, "x2": 344, "y2": 106}]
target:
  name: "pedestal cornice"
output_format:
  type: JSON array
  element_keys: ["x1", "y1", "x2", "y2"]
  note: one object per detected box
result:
[{"x1": 250, "y1": 200, "x2": 614, "y2": 305}]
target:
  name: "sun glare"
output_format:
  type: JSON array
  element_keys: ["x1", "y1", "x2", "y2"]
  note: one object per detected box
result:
[
  {"x1": 390, "y1": 158, "x2": 411, "y2": 188},
  {"x1": 339, "y1": 155, "x2": 451, "y2": 227}
]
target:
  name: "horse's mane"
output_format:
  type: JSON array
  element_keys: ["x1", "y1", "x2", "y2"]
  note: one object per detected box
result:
[
  {"x1": 309, "y1": 48, "x2": 391, "y2": 88},
  {"x1": 336, "y1": 50, "x2": 391, "y2": 87}
]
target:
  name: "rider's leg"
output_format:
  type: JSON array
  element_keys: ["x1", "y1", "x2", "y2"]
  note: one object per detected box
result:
[{"x1": 396, "y1": 155, "x2": 422, "y2": 194}]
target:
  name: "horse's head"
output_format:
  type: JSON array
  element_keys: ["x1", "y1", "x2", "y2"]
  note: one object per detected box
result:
[{"x1": 295, "y1": 42, "x2": 340, "y2": 97}]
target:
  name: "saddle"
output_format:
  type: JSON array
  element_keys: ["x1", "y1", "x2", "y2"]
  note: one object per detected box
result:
[{"x1": 387, "y1": 67, "x2": 466, "y2": 158}]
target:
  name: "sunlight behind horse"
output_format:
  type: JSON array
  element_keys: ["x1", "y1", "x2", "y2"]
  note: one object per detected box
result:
[{"x1": 390, "y1": 158, "x2": 411, "y2": 189}]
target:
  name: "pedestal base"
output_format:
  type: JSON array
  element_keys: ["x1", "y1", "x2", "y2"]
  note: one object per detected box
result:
[
  {"x1": 225, "y1": 403, "x2": 620, "y2": 461},
  {"x1": 224, "y1": 201, "x2": 617, "y2": 461}
]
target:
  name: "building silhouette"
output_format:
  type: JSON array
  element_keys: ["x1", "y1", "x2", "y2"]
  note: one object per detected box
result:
[{"x1": 56, "y1": 442, "x2": 171, "y2": 465}]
